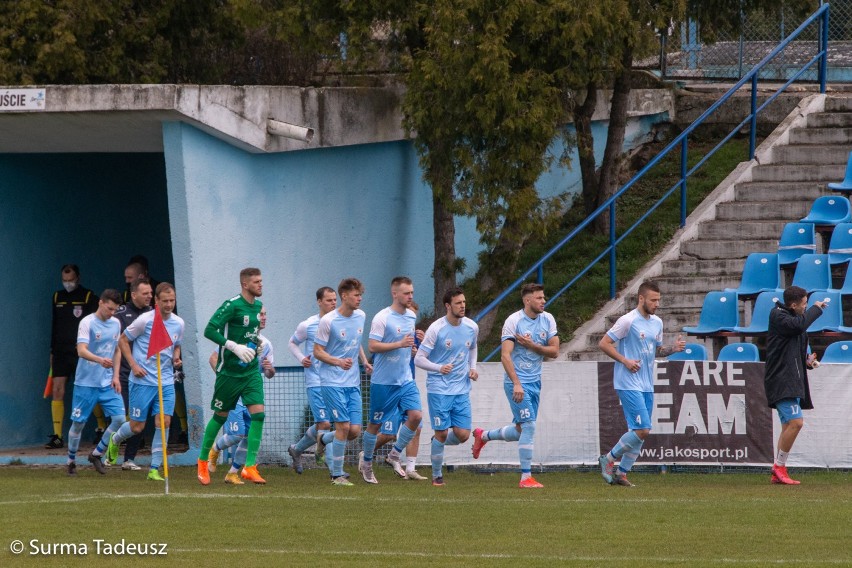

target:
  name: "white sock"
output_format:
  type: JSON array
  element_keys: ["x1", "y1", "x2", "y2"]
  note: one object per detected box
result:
[
  {"x1": 520, "y1": 472, "x2": 531, "y2": 481},
  {"x1": 229, "y1": 466, "x2": 239, "y2": 474},
  {"x1": 406, "y1": 457, "x2": 416, "y2": 472},
  {"x1": 775, "y1": 450, "x2": 789, "y2": 467}
]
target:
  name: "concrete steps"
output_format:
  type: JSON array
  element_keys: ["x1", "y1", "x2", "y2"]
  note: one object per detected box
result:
[{"x1": 565, "y1": 95, "x2": 852, "y2": 362}]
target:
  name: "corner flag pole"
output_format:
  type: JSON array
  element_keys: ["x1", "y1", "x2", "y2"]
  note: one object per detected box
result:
[{"x1": 156, "y1": 353, "x2": 169, "y2": 495}]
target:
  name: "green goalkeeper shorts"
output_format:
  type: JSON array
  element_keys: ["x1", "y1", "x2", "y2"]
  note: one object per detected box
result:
[{"x1": 211, "y1": 371, "x2": 265, "y2": 412}]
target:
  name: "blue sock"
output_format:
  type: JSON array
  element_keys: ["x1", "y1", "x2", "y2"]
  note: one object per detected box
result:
[
  {"x1": 94, "y1": 416, "x2": 124, "y2": 456},
  {"x1": 618, "y1": 440, "x2": 644, "y2": 474},
  {"x1": 67, "y1": 421, "x2": 84, "y2": 462},
  {"x1": 294, "y1": 425, "x2": 318, "y2": 452},
  {"x1": 485, "y1": 425, "x2": 520, "y2": 442},
  {"x1": 233, "y1": 439, "x2": 248, "y2": 470},
  {"x1": 216, "y1": 433, "x2": 243, "y2": 451},
  {"x1": 609, "y1": 430, "x2": 642, "y2": 461},
  {"x1": 151, "y1": 428, "x2": 169, "y2": 469},
  {"x1": 111, "y1": 420, "x2": 134, "y2": 446},
  {"x1": 519, "y1": 422, "x2": 536, "y2": 474},
  {"x1": 362, "y1": 431, "x2": 378, "y2": 462},
  {"x1": 319, "y1": 430, "x2": 335, "y2": 445},
  {"x1": 431, "y1": 437, "x2": 444, "y2": 479},
  {"x1": 331, "y1": 438, "x2": 346, "y2": 477},
  {"x1": 393, "y1": 424, "x2": 416, "y2": 454},
  {"x1": 445, "y1": 430, "x2": 461, "y2": 446}
]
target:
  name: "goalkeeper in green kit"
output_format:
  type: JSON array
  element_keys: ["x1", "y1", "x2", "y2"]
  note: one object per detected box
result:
[{"x1": 197, "y1": 267, "x2": 268, "y2": 485}]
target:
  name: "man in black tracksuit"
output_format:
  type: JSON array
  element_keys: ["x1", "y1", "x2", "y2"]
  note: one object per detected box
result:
[
  {"x1": 764, "y1": 285, "x2": 824, "y2": 485},
  {"x1": 113, "y1": 277, "x2": 153, "y2": 470}
]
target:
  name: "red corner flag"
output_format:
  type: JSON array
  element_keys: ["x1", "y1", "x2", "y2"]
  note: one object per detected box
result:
[{"x1": 146, "y1": 305, "x2": 173, "y2": 358}]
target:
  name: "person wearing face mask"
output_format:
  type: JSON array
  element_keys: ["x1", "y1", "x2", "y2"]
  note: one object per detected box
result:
[{"x1": 47, "y1": 264, "x2": 99, "y2": 449}]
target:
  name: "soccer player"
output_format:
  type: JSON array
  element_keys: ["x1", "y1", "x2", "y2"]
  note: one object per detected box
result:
[
  {"x1": 66, "y1": 289, "x2": 125, "y2": 476},
  {"x1": 471, "y1": 282, "x2": 559, "y2": 488},
  {"x1": 597, "y1": 280, "x2": 684, "y2": 487},
  {"x1": 197, "y1": 268, "x2": 267, "y2": 485},
  {"x1": 313, "y1": 278, "x2": 372, "y2": 486},
  {"x1": 208, "y1": 306, "x2": 276, "y2": 484},
  {"x1": 113, "y1": 277, "x2": 153, "y2": 470},
  {"x1": 359, "y1": 276, "x2": 422, "y2": 484},
  {"x1": 107, "y1": 283, "x2": 184, "y2": 482},
  {"x1": 414, "y1": 287, "x2": 479, "y2": 486},
  {"x1": 47, "y1": 263, "x2": 99, "y2": 449},
  {"x1": 764, "y1": 286, "x2": 825, "y2": 485},
  {"x1": 287, "y1": 286, "x2": 337, "y2": 476}
]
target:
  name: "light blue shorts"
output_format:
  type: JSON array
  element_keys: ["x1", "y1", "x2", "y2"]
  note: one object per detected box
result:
[
  {"x1": 321, "y1": 386, "x2": 362, "y2": 425},
  {"x1": 617, "y1": 389, "x2": 654, "y2": 431},
  {"x1": 70, "y1": 385, "x2": 125, "y2": 423},
  {"x1": 427, "y1": 393, "x2": 472, "y2": 431},
  {"x1": 504, "y1": 380, "x2": 541, "y2": 423},
  {"x1": 307, "y1": 386, "x2": 330, "y2": 423},
  {"x1": 378, "y1": 409, "x2": 423, "y2": 435},
  {"x1": 369, "y1": 381, "x2": 421, "y2": 424},
  {"x1": 775, "y1": 397, "x2": 803, "y2": 424},
  {"x1": 226, "y1": 404, "x2": 252, "y2": 437},
  {"x1": 128, "y1": 383, "x2": 175, "y2": 421}
]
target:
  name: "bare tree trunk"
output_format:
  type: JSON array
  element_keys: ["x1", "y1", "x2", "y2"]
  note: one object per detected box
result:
[
  {"x1": 596, "y1": 41, "x2": 634, "y2": 234},
  {"x1": 573, "y1": 83, "x2": 599, "y2": 217},
  {"x1": 430, "y1": 172, "x2": 457, "y2": 315}
]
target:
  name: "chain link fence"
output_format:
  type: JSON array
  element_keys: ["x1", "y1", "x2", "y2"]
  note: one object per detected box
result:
[{"x1": 640, "y1": 1, "x2": 852, "y2": 82}]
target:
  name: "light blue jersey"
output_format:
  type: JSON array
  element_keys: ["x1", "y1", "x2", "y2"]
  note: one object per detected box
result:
[
  {"x1": 314, "y1": 308, "x2": 366, "y2": 388},
  {"x1": 501, "y1": 310, "x2": 558, "y2": 384},
  {"x1": 124, "y1": 310, "x2": 185, "y2": 387},
  {"x1": 369, "y1": 306, "x2": 416, "y2": 386},
  {"x1": 606, "y1": 308, "x2": 663, "y2": 392},
  {"x1": 419, "y1": 316, "x2": 479, "y2": 396},
  {"x1": 75, "y1": 313, "x2": 121, "y2": 388},
  {"x1": 290, "y1": 314, "x2": 321, "y2": 388}
]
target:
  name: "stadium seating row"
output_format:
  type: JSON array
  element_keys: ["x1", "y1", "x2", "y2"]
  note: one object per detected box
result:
[{"x1": 668, "y1": 340, "x2": 852, "y2": 364}]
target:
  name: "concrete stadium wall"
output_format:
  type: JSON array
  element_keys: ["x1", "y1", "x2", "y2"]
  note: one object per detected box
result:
[{"x1": 0, "y1": 153, "x2": 173, "y2": 446}]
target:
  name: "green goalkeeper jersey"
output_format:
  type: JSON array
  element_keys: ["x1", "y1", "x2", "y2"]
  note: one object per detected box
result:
[{"x1": 205, "y1": 294, "x2": 264, "y2": 378}]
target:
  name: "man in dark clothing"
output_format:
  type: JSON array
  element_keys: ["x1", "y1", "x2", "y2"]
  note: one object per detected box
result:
[
  {"x1": 47, "y1": 264, "x2": 99, "y2": 449},
  {"x1": 112, "y1": 277, "x2": 153, "y2": 470},
  {"x1": 764, "y1": 286, "x2": 825, "y2": 485}
]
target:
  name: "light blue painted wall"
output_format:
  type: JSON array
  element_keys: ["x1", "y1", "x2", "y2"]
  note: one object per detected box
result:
[{"x1": 0, "y1": 154, "x2": 173, "y2": 447}]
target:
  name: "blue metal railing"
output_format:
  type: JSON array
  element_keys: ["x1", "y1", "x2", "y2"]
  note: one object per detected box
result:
[{"x1": 474, "y1": 4, "x2": 830, "y2": 361}]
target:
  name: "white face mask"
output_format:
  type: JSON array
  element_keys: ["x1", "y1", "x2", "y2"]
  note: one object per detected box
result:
[{"x1": 62, "y1": 282, "x2": 78, "y2": 293}]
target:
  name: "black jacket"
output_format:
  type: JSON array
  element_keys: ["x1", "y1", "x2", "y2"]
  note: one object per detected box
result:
[
  {"x1": 114, "y1": 301, "x2": 153, "y2": 382},
  {"x1": 764, "y1": 302, "x2": 822, "y2": 410}
]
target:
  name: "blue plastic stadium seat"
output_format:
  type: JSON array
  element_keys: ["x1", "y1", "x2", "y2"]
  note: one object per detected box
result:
[
  {"x1": 717, "y1": 342, "x2": 760, "y2": 362},
  {"x1": 827, "y1": 223, "x2": 852, "y2": 267},
  {"x1": 668, "y1": 343, "x2": 708, "y2": 361},
  {"x1": 800, "y1": 196, "x2": 852, "y2": 226},
  {"x1": 827, "y1": 151, "x2": 852, "y2": 193},
  {"x1": 725, "y1": 253, "x2": 780, "y2": 299},
  {"x1": 777, "y1": 223, "x2": 816, "y2": 267},
  {"x1": 820, "y1": 341, "x2": 852, "y2": 363},
  {"x1": 682, "y1": 291, "x2": 739, "y2": 336},
  {"x1": 791, "y1": 254, "x2": 831, "y2": 293},
  {"x1": 806, "y1": 290, "x2": 852, "y2": 334},
  {"x1": 733, "y1": 289, "x2": 785, "y2": 335}
]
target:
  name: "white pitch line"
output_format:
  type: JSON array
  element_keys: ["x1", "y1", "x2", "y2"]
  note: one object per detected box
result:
[
  {"x1": 0, "y1": 491, "x2": 842, "y2": 507},
  {"x1": 171, "y1": 546, "x2": 852, "y2": 565}
]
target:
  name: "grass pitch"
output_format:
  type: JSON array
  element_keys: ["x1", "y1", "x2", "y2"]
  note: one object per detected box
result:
[{"x1": 0, "y1": 465, "x2": 849, "y2": 567}]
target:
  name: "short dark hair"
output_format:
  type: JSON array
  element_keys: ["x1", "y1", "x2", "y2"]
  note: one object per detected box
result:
[
  {"x1": 316, "y1": 286, "x2": 335, "y2": 300},
  {"x1": 130, "y1": 277, "x2": 151, "y2": 293},
  {"x1": 784, "y1": 286, "x2": 808, "y2": 306},
  {"x1": 638, "y1": 280, "x2": 660, "y2": 296},
  {"x1": 155, "y1": 282, "x2": 175, "y2": 298},
  {"x1": 100, "y1": 289, "x2": 122, "y2": 305},
  {"x1": 240, "y1": 267, "x2": 261, "y2": 282},
  {"x1": 521, "y1": 282, "x2": 544, "y2": 298},
  {"x1": 128, "y1": 255, "x2": 149, "y2": 270},
  {"x1": 443, "y1": 287, "x2": 464, "y2": 306},
  {"x1": 125, "y1": 261, "x2": 146, "y2": 275},
  {"x1": 391, "y1": 276, "x2": 412, "y2": 287},
  {"x1": 338, "y1": 278, "x2": 364, "y2": 296},
  {"x1": 61, "y1": 264, "x2": 80, "y2": 277}
]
